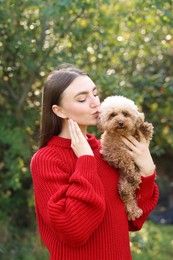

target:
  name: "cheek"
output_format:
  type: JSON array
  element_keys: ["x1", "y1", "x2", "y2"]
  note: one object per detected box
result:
[
  {"x1": 106, "y1": 119, "x2": 115, "y2": 130},
  {"x1": 125, "y1": 116, "x2": 136, "y2": 127},
  {"x1": 64, "y1": 103, "x2": 87, "y2": 117}
]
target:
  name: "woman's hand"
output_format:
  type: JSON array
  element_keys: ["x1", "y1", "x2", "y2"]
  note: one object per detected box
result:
[
  {"x1": 68, "y1": 119, "x2": 94, "y2": 157},
  {"x1": 121, "y1": 131, "x2": 156, "y2": 177}
]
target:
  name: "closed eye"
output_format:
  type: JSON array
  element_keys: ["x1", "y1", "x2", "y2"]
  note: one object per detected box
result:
[
  {"x1": 78, "y1": 93, "x2": 98, "y2": 103},
  {"x1": 78, "y1": 99, "x2": 86, "y2": 103},
  {"x1": 93, "y1": 88, "x2": 99, "y2": 97},
  {"x1": 77, "y1": 88, "x2": 99, "y2": 103}
]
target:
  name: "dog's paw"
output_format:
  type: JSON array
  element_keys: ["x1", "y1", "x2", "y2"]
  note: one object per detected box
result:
[
  {"x1": 128, "y1": 207, "x2": 143, "y2": 221},
  {"x1": 140, "y1": 122, "x2": 154, "y2": 141}
]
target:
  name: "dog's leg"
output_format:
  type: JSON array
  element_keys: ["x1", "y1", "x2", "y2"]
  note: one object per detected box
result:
[
  {"x1": 126, "y1": 200, "x2": 143, "y2": 221},
  {"x1": 116, "y1": 155, "x2": 142, "y2": 190},
  {"x1": 118, "y1": 177, "x2": 143, "y2": 220}
]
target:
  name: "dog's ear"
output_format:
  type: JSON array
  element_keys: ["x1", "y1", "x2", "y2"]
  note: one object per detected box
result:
[{"x1": 135, "y1": 112, "x2": 144, "y2": 128}]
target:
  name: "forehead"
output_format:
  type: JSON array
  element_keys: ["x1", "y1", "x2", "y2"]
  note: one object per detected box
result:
[{"x1": 62, "y1": 75, "x2": 96, "y2": 97}]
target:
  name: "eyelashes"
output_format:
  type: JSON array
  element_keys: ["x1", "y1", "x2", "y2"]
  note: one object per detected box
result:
[{"x1": 77, "y1": 93, "x2": 98, "y2": 103}]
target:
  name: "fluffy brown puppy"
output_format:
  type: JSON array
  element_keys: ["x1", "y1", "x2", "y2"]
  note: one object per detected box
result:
[{"x1": 98, "y1": 95, "x2": 154, "y2": 220}]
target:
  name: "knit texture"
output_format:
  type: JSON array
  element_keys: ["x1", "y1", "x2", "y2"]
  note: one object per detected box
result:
[{"x1": 30, "y1": 134, "x2": 159, "y2": 260}]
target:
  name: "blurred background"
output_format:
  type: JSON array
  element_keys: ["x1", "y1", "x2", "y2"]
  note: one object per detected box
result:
[{"x1": 0, "y1": 0, "x2": 172, "y2": 259}]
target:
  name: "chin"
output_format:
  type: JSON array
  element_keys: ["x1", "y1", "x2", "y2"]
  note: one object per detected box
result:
[
  {"x1": 89, "y1": 119, "x2": 98, "y2": 126},
  {"x1": 78, "y1": 120, "x2": 97, "y2": 128}
]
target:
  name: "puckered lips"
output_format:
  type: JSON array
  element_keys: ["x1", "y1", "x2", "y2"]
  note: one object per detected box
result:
[{"x1": 92, "y1": 111, "x2": 100, "y2": 118}]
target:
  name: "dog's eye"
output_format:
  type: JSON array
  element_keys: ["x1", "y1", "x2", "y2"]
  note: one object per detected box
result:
[
  {"x1": 109, "y1": 112, "x2": 116, "y2": 119},
  {"x1": 123, "y1": 112, "x2": 129, "y2": 117}
]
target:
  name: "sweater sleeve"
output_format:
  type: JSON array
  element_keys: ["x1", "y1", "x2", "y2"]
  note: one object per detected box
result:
[
  {"x1": 30, "y1": 150, "x2": 106, "y2": 246},
  {"x1": 128, "y1": 171, "x2": 159, "y2": 231}
]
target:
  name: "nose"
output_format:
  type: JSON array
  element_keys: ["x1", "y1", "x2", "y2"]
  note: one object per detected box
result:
[
  {"x1": 90, "y1": 96, "x2": 100, "y2": 108},
  {"x1": 118, "y1": 122, "x2": 124, "y2": 127}
]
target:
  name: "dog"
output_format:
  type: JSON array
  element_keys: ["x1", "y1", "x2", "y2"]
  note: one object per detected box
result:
[{"x1": 97, "y1": 95, "x2": 154, "y2": 220}]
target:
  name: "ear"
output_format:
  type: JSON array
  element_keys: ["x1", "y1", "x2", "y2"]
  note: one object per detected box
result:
[
  {"x1": 136, "y1": 112, "x2": 144, "y2": 128},
  {"x1": 52, "y1": 105, "x2": 68, "y2": 119}
]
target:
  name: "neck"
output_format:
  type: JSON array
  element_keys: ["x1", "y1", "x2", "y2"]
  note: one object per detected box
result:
[{"x1": 58, "y1": 120, "x2": 87, "y2": 139}]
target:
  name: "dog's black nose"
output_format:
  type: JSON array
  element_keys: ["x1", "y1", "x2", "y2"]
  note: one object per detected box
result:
[{"x1": 118, "y1": 122, "x2": 124, "y2": 127}]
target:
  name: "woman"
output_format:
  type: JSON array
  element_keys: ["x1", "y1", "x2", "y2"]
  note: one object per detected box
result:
[{"x1": 30, "y1": 65, "x2": 159, "y2": 260}]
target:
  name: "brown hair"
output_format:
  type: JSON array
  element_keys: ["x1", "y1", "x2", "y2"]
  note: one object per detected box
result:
[{"x1": 39, "y1": 64, "x2": 88, "y2": 148}]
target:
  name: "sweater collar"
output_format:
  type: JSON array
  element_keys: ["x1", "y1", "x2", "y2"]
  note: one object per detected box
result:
[{"x1": 47, "y1": 133, "x2": 99, "y2": 149}]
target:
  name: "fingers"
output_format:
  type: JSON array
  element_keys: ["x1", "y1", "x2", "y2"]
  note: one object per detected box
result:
[
  {"x1": 121, "y1": 133, "x2": 154, "y2": 176},
  {"x1": 68, "y1": 119, "x2": 94, "y2": 157},
  {"x1": 121, "y1": 135, "x2": 146, "y2": 155},
  {"x1": 138, "y1": 130, "x2": 150, "y2": 146},
  {"x1": 122, "y1": 131, "x2": 147, "y2": 147},
  {"x1": 123, "y1": 135, "x2": 138, "y2": 146},
  {"x1": 137, "y1": 130, "x2": 147, "y2": 143},
  {"x1": 68, "y1": 119, "x2": 79, "y2": 141},
  {"x1": 121, "y1": 134, "x2": 149, "y2": 160},
  {"x1": 121, "y1": 136, "x2": 137, "y2": 152},
  {"x1": 68, "y1": 118, "x2": 88, "y2": 144},
  {"x1": 68, "y1": 119, "x2": 82, "y2": 154}
]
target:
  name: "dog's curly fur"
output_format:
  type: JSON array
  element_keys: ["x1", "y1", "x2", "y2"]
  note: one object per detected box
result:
[{"x1": 97, "y1": 95, "x2": 154, "y2": 220}]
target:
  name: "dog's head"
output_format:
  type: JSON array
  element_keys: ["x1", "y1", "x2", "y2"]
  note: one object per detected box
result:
[{"x1": 97, "y1": 95, "x2": 144, "y2": 135}]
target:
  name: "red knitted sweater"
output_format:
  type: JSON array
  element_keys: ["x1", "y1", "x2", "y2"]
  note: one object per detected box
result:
[{"x1": 30, "y1": 134, "x2": 159, "y2": 260}]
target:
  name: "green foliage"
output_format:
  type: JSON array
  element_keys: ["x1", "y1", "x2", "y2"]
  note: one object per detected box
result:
[
  {"x1": 0, "y1": 0, "x2": 173, "y2": 251},
  {"x1": 130, "y1": 221, "x2": 173, "y2": 260},
  {"x1": 130, "y1": 221, "x2": 160, "y2": 258},
  {"x1": 0, "y1": 212, "x2": 49, "y2": 260}
]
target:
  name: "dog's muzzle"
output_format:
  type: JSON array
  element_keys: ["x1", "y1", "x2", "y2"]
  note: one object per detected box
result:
[{"x1": 118, "y1": 122, "x2": 124, "y2": 128}]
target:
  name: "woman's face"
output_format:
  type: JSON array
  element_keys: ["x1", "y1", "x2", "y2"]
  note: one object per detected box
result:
[{"x1": 58, "y1": 75, "x2": 100, "y2": 128}]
